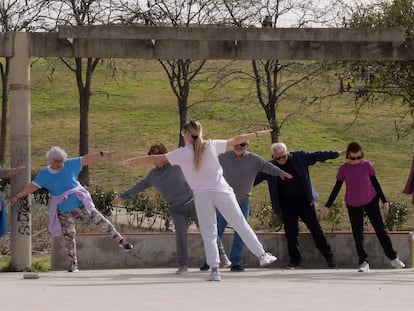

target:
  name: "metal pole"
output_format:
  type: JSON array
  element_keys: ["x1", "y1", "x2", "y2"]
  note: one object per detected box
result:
[{"x1": 9, "y1": 32, "x2": 32, "y2": 271}]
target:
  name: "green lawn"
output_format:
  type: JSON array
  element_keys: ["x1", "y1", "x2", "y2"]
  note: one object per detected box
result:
[
  {"x1": 3, "y1": 57, "x2": 414, "y2": 231},
  {"x1": 0, "y1": 254, "x2": 50, "y2": 272}
]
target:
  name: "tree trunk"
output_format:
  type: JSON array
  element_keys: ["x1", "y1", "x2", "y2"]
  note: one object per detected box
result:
[
  {"x1": 0, "y1": 60, "x2": 9, "y2": 165},
  {"x1": 178, "y1": 97, "x2": 188, "y2": 147},
  {"x1": 78, "y1": 89, "x2": 90, "y2": 185},
  {"x1": 75, "y1": 57, "x2": 93, "y2": 186}
]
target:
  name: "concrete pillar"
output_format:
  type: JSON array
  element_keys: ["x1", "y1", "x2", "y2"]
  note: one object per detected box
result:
[{"x1": 9, "y1": 32, "x2": 32, "y2": 271}]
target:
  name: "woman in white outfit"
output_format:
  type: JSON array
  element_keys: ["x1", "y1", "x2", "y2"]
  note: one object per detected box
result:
[{"x1": 120, "y1": 120, "x2": 278, "y2": 281}]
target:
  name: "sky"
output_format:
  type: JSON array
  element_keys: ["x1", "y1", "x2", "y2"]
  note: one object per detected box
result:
[
  {"x1": 137, "y1": 0, "x2": 390, "y2": 28},
  {"x1": 281, "y1": 0, "x2": 386, "y2": 27}
]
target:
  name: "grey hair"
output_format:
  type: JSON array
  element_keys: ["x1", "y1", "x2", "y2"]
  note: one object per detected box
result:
[
  {"x1": 271, "y1": 142, "x2": 287, "y2": 153},
  {"x1": 46, "y1": 146, "x2": 67, "y2": 165}
]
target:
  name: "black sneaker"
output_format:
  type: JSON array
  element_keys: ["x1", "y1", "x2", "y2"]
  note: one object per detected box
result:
[
  {"x1": 327, "y1": 258, "x2": 337, "y2": 269},
  {"x1": 119, "y1": 239, "x2": 133, "y2": 251},
  {"x1": 199, "y1": 262, "x2": 210, "y2": 271},
  {"x1": 230, "y1": 265, "x2": 245, "y2": 272},
  {"x1": 288, "y1": 261, "x2": 301, "y2": 269}
]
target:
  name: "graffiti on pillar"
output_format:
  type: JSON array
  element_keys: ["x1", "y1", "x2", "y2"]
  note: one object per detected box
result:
[{"x1": 15, "y1": 196, "x2": 31, "y2": 235}]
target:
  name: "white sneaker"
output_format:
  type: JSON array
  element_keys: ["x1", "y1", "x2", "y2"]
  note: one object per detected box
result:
[
  {"x1": 358, "y1": 261, "x2": 369, "y2": 272},
  {"x1": 259, "y1": 252, "x2": 277, "y2": 266},
  {"x1": 219, "y1": 253, "x2": 232, "y2": 268},
  {"x1": 176, "y1": 265, "x2": 188, "y2": 275},
  {"x1": 207, "y1": 271, "x2": 221, "y2": 281},
  {"x1": 67, "y1": 264, "x2": 79, "y2": 273},
  {"x1": 391, "y1": 257, "x2": 405, "y2": 269}
]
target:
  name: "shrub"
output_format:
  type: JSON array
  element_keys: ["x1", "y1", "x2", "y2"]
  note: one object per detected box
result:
[
  {"x1": 320, "y1": 201, "x2": 347, "y2": 232},
  {"x1": 253, "y1": 203, "x2": 283, "y2": 232},
  {"x1": 89, "y1": 186, "x2": 117, "y2": 216},
  {"x1": 122, "y1": 191, "x2": 172, "y2": 231},
  {"x1": 385, "y1": 200, "x2": 409, "y2": 231}
]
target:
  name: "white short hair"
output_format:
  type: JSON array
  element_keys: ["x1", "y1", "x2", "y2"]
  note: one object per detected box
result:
[
  {"x1": 46, "y1": 146, "x2": 67, "y2": 165},
  {"x1": 271, "y1": 142, "x2": 287, "y2": 153}
]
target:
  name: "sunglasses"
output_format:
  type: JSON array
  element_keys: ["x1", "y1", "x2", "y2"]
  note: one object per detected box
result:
[
  {"x1": 349, "y1": 156, "x2": 362, "y2": 160},
  {"x1": 236, "y1": 143, "x2": 247, "y2": 147},
  {"x1": 275, "y1": 154, "x2": 287, "y2": 161}
]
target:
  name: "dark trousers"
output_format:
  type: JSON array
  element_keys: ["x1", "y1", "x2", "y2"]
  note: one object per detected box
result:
[
  {"x1": 281, "y1": 197, "x2": 333, "y2": 264},
  {"x1": 347, "y1": 196, "x2": 397, "y2": 264}
]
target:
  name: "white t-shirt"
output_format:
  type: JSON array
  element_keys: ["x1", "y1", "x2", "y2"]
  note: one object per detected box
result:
[{"x1": 166, "y1": 139, "x2": 233, "y2": 194}]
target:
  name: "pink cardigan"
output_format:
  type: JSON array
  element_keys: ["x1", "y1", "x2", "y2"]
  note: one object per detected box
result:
[{"x1": 48, "y1": 184, "x2": 95, "y2": 236}]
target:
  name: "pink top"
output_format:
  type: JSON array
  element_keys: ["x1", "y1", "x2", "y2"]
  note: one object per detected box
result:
[{"x1": 337, "y1": 159, "x2": 377, "y2": 207}]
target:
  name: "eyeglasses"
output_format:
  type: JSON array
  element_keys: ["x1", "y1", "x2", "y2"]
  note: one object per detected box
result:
[
  {"x1": 235, "y1": 143, "x2": 247, "y2": 147},
  {"x1": 275, "y1": 154, "x2": 287, "y2": 161},
  {"x1": 349, "y1": 156, "x2": 362, "y2": 160}
]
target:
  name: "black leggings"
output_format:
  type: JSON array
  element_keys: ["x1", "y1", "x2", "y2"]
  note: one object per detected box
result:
[{"x1": 347, "y1": 196, "x2": 397, "y2": 264}]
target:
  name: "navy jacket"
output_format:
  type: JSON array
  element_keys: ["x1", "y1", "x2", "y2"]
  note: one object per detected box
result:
[{"x1": 255, "y1": 150, "x2": 339, "y2": 217}]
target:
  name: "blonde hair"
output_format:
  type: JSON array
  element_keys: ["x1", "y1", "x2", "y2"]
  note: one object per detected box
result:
[{"x1": 183, "y1": 120, "x2": 205, "y2": 170}]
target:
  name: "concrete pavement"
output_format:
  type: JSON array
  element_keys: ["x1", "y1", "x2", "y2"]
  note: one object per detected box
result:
[{"x1": 1, "y1": 267, "x2": 413, "y2": 311}]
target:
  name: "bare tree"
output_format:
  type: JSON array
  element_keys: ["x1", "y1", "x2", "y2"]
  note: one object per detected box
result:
[
  {"x1": 40, "y1": 0, "x2": 122, "y2": 185},
  {"x1": 215, "y1": 0, "x2": 343, "y2": 143},
  {"x1": 119, "y1": 0, "x2": 218, "y2": 146},
  {"x1": 0, "y1": 0, "x2": 47, "y2": 164},
  {"x1": 336, "y1": 0, "x2": 414, "y2": 140}
]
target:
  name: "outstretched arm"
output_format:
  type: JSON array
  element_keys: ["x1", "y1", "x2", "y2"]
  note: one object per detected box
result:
[
  {"x1": 0, "y1": 166, "x2": 25, "y2": 179},
  {"x1": 81, "y1": 150, "x2": 116, "y2": 166},
  {"x1": 226, "y1": 129, "x2": 273, "y2": 148},
  {"x1": 119, "y1": 154, "x2": 168, "y2": 167},
  {"x1": 260, "y1": 161, "x2": 292, "y2": 180},
  {"x1": 112, "y1": 178, "x2": 151, "y2": 205},
  {"x1": 9, "y1": 182, "x2": 39, "y2": 205}
]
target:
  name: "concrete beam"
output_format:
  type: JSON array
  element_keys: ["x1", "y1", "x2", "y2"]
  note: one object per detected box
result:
[
  {"x1": 1, "y1": 28, "x2": 411, "y2": 60},
  {"x1": 28, "y1": 33, "x2": 408, "y2": 60},
  {"x1": 58, "y1": 25, "x2": 406, "y2": 43}
]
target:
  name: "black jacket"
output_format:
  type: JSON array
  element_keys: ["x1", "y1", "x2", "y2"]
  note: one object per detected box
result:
[{"x1": 255, "y1": 150, "x2": 339, "y2": 217}]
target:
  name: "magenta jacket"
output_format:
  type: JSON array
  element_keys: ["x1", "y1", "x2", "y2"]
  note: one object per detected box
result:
[{"x1": 403, "y1": 155, "x2": 414, "y2": 204}]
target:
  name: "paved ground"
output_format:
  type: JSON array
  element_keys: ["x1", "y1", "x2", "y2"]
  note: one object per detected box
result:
[{"x1": 1, "y1": 267, "x2": 413, "y2": 311}]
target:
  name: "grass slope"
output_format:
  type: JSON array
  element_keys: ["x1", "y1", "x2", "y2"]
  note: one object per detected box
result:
[{"x1": 6, "y1": 58, "x2": 414, "y2": 229}]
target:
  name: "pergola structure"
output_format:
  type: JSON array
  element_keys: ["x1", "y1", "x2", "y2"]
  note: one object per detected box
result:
[
  {"x1": 1, "y1": 26, "x2": 412, "y2": 60},
  {"x1": 0, "y1": 26, "x2": 412, "y2": 271}
]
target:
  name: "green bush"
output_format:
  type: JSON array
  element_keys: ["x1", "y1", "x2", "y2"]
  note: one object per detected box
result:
[
  {"x1": 320, "y1": 201, "x2": 347, "y2": 232},
  {"x1": 60, "y1": 186, "x2": 174, "y2": 231},
  {"x1": 252, "y1": 203, "x2": 283, "y2": 232},
  {"x1": 89, "y1": 186, "x2": 117, "y2": 216},
  {"x1": 0, "y1": 254, "x2": 50, "y2": 272},
  {"x1": 122, "y1": 191, "x2": 172, "y2": 231},
  {"x1": 385, "y1": 200, "x2": 409, "y2": 231}
]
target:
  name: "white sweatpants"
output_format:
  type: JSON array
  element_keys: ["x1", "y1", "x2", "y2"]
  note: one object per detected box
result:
[{"x1": 194, "y1": 191, "x2": 265, "y2": 268}]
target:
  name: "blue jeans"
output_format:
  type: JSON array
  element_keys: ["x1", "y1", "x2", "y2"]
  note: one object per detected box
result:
[{"x1": 217, "y1": 200, "x2": 250, "y2": 266}]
